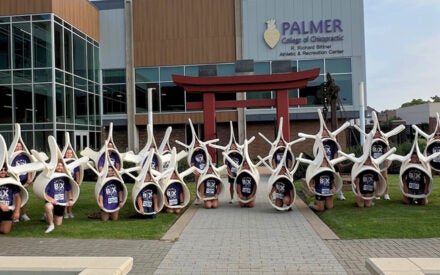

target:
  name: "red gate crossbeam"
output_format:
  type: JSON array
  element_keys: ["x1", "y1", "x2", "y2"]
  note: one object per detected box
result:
[
  {"x1": 187, "y1": 97, "x2": 307, "y2": 110},
  {"x1": 171, "y1": 68, "x2": 320, "y2": 161}
]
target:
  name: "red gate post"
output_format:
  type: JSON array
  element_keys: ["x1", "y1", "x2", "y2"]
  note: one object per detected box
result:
[
  {"x1": 276, "y1": 89, "x2": 290, "y2": 141},
  {"x1": 203, "y1": 92, "x2": 217, "y2": 161}
]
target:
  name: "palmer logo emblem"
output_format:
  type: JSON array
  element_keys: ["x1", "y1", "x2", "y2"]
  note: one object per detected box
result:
[{"x1": 263, "y1": 19, "x2": 280, "y2": 49}]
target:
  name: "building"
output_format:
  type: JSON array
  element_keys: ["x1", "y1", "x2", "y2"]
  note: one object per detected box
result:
[
  {"x1": 396, "y1": 102, "x2": 440, "y2": 134},
  {"x1": 0, "y1": 0, "x2": 367, "y2": 157},
  {"x1": 0, "y1": 0, "x2": 100, "y2": 151}
]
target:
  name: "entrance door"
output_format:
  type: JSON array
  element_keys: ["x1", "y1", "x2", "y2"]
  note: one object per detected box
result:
[{"x1": 74, "y1": 131, "x2": 88, "y2": 151}]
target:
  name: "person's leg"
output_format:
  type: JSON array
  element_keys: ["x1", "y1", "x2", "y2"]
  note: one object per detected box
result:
[
  {"x1": 45, "y1": 203, "x2": 54, "y2": 226},
  {"x1": 54, "y1": 215, "x2": 63, "y2": 226},
  {"x1": 324, "y1": 196, "x2": 334, "y2": 210},
  {"x1": 20, "y1": 205, "x2": 30, "y2": 221},
  {"x1": 283, "y1": 195, "x2": 292, "y2": 207},
  {"x1": 110, "y1": 211, "x2": 119, "y2": 221},
  {"x1": 382, "y1": 170, "x2": 390, "y2": 200},
  {"x1": 101, "y1": 211, "x2": 110, "y2": 221},
  {"x1": 211, "y1": 199, "x2": 218, "y2": 209},
  {"x1": 356, "y1": 196, "x2": 365, "y2": 208},
  {"x1": 309, "y1": 200, "x2": 325, "y2": 211},
  {"x1": 165, "y1": 207, "x2": 173, "y2": 213},
  {"x1": 44, "y1": 203, "x2": 55, "y2": 233},
  {"x1": 247, "y1": 199, "x2": 255, "y2": 208},
  {"x1": 420, "y1": 198, "x2": 428, "y2": 205},
  {"x1": 229, "y1": 177, "x2": 234, "y2": 202},
  {"x1": 364, "y1": 193, "x2": 374, "y2": 207},
  {"x1": 153, "y1": 194, "x2": 159, "y2": 213},
  {"x1": 337, "y1": 190, "x2": 346, "y2": 200},
  {"x1": 402, "y1": 196, "x2": 411, "y2": 205},
  {"x1": 274, "y1": 198, "x2": 283, "y2": 207},
  {"x1": 204, "y1": 200, "x2": 212, "y2": 209},
  {"x1": 0, "y1": 221, "x2": 12, "y2": 234},
  {"x1": 194, "y1": 174, "x2": 201, "y2": 204}
]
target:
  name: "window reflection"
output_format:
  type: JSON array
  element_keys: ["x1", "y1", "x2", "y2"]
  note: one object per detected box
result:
[
  {"x1": 14, "y1": 85, "x2": 33, "y2": 123},
  {"x1": 12, "y1": 23, "x2": 31, "y2": 69}
]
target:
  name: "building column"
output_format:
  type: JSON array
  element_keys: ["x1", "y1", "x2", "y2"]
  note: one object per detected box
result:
[{"x1": 125, "y1": 0, "x2": 138, "y2": 152}]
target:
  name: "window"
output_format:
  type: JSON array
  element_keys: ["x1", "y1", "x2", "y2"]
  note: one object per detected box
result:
[
  {"x1": 33, "y1": 21, "x2": 51, "y2": 68},
  {"x1": 326, "y1": 58, "x2": 351, "y2": 73},
  {"x1": 34, "y1": 83, "x2": 53, "y2": 123},
  {"x1": 160, "y1": 67, "x2": 183, "y2": 82},
  {"x1": 0, "y1": 86, "x2": 12, "y2": 123},
  {"x1": 160, "y1": 84, "x2": 184, "y2": 111},
  {"x1": 299, "y1": 59, "x2": 324, "y2": 72},
  {"x1": 0, "y1": 24, "x2": 10, "y2": 69},
  {"x1": 73, "y1": 34, "x2": 86, "y2": 78},
  {"x1": 12, "y1": 23, "x2": 32, "y2": 69},
  {"x1": 103, "y1": 84, "x2": 126, "y2": 114},
  {"x1": 14, "y1": 85, "x2": 33, "y2": 123},
  {"x1": 135, "y1": 83, "x2": 159, "y2": 113},
  {"x1": 74, "y1": 89, "x2": 88, "y2": 124}
]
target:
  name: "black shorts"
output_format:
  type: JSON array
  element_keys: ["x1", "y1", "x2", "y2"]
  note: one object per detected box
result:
[
  {"x1": 315, "y1": 195, "x2": 328, "y2": 201},
  {"x1": 0, "y1": 210, "x2": 13, "y2": 221},
  {"x1": 46, "y1": 202, "x2": 66, "y2": 217},
  {"x1": 228, "y1": 175, "x2": 235, "y2": 184}
]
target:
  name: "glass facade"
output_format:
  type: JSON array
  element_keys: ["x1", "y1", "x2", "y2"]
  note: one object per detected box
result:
[
  {"x1": 130, "y1": 58, "x2": 352, "y2": 114},
  {"x1": 0, "y1": 14, "x2": 101, "y2": 152}
]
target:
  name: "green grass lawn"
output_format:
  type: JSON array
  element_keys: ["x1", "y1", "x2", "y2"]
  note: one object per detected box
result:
[
  {"x1": 298, "y1": 174, "x2": 440, "y2": 239},
  {"x1": 9, "y1": 181, "x2": 197, "y2": 239},
  {"x1": 8, "y1": 174, "x2": 440, "y2": 240}
]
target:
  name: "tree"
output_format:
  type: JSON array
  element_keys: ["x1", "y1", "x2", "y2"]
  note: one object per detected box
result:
[
  {"x1": 431, "y1": 95, "x2": 440, "y2": 102},
  {"x1": 401, "y1": 98, "x2": 427, "y2": 107},
  {"x1": 401, "y1": 95, "x2": 440, "y2": 107}
]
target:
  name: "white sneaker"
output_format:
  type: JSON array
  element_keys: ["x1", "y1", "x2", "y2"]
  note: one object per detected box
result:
[
  {"x1": 13, "y1": 219, "x2": 19, "y2": 223},
  {"x1": 375, "y1": 196, "x2": 381, "y2": 200},
  {"x1": 20, "y1": 214, "x2": 30, "y2": 222},
  {"x1": 384, "y1": 194, "x2": 390, "y2": 200},
  {"x1": 45, "y1": 224, "x2": 55, "y2": 234},
  {"x1": 337, "y1": 193, "x2": 346, "y2": 201},
  {"x1": 194, "y1": 198, "x2": 201, "y2": 205},
  {"x1": 68, "y1": 213, "x2": 75, "y2": 219}
]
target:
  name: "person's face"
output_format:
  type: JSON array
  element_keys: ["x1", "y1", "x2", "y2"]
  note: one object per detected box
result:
[
  {"x1": 65, "y1": 149, "x2": 73, "y2": 159},
  {"x1": 56, "y1": 162, "x2": 64, "y2": 172},
  {"x1": 374, "y1": 131, "x2": 381, "y2": 138},
  {"x1": 0, "y1": 167, "x2": 7, "y2": 178},
  {"x1": 15, "y1": 142, "x2": 23, "y2": 151},
  {"x1": 230, "y1": 143, "x2": 237, "y2": 150},
  {"x1": 321, "y1": 159, "x2": 329, "y2": 167},
  {"x1": 322, "y1": 130, "x2": 329, "y2": 138},
  {"x1": 435, "y1": 132, "x2": 440, "y2": 139},
  {"x1": 108, "y1": 142, "x2": 114, "y2": 149},
  {"x1": 107, "y1": 167, "x2": 115, "y2": 177},
  {"x1": 410, "y1": 154, "x2": 419, "y2": 164}
]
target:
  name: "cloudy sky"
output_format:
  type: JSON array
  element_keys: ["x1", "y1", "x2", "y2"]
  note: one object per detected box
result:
[{"x1": 364, "y1": 0, "x2": 440, "y2": 111}]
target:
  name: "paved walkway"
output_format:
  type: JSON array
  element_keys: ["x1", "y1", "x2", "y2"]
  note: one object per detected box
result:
[{"x1": 1, "y1": 175, "x2": 440, "y2": 274}]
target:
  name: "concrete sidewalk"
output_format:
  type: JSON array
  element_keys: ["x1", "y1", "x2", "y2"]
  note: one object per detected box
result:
[{"x1": 154, "y1": 175, "x2": 346, "y2": 274}]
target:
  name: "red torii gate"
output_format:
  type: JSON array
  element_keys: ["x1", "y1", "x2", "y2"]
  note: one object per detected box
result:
[{"x1": 172, "y1": 68, "x2": 320, "y2": 151}]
